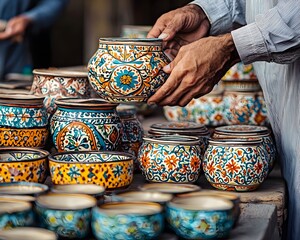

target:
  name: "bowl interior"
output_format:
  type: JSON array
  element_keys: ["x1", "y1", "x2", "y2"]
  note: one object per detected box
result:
[
  {"x1": 0, "y1": 227, "x2": 57, "y2": 240},
  {"x1": 0, "y1": 199, "x2": 31, "y2": 213},
  {"x1": 37, "y1": 194, "x2": 96, "y2": 210},
  {"x1": 177, "y1": 190, "x2": 239, "y2": 201},
  {"x1": 51, "y1": 184, "x2": 105, "y2": 195},
  {"x1": 0, "y1": 149, "x2": 47, "y2": 162},
  {"x1": 141, "y1": 183, "x2": 201, "y2": 194},
  {"x1": 0, "y1": 182, "x2": 48, "y2": 195},
  {"x1": 116, "y1": 191, "x2": 173, "y2": 203}
]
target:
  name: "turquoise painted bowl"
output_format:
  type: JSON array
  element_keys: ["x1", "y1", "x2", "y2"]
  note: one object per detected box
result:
[
  {"x1": 35, "y1": 193, "x2": 97, "y2": 239},
  {"x1": 0, "y1": 227, "x2": 57, "y2": 240},
  {"x1": 166, "y1": 196, "x2": 234, "y2": 239},
  {"x1": 92, "y1": 202, "x2": 164, "y2": 240},
  {"x1": 0, "y1": 182, "x2": 48, "y2": 196},
  {"x1": 0, "y1": 199, "x2": 34, "y2": 230}
]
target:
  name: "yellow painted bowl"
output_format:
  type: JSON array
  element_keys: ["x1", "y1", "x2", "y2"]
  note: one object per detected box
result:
[
  {"x1": 0, "y1": 148, "x2": 49, "y2": 183},
  {"x1": 49, "y1": 151, "x2": 134, "y2": 190}
]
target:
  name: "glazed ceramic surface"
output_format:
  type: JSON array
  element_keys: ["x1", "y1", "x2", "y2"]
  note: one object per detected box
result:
[
  {"x1": 112, "y1": 191, "x2": 173, "y2": 204},
  {"x1": 31, "y1": 69, "x2": 91, "y2": 115},
  {"x1": 0, "y1": 148, "x2": 49, "y2": 183},
  {"x1": 0, "y1": 199, "x2": 34, "y2": 230},
  {"x1": 223, "y1": 91, "x2": 269, "y2": 126},
  {"x1": 138, "y1": 135, "x2": 202, "y2": 183},
  {"x1": 222, "y1": 62, "x2": 257, "y2": 80},
  {"x1": 166, "y1": 196, "x2": 234, "y2": 239},
  {"x1": 222, "y1": 79, "x2": 261, "y2": 92},
  {"x1": 0, "y1": 227, "x2": 57, "y2": 240},
  {"x1": 35, "y1": 193, "x2": 96, "y2": 239},
  {"x1": 0, "y1": 182, "x2": 48, "y2": 196},
  {"x1": 49, "y1": 151, "x2": 134, "y2": 189},
  {"x1": 92, "y1": 202, "x2": 164, "y2": 240},
  {"x1": 50, "y1": 98, "x2": 123, "y2": 152},
  {"x1": 88, "y1": 38, "x2": 170, "y2": 102},
  {"x1": 140, "y1": 183, "x2": 201, "y2": 194},
  {"x1": 203, "y1": 139, "x2": 269, "y2": 191}
]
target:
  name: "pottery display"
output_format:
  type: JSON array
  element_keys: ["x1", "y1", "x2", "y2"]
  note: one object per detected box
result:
[
  {"x1": 0, "y1": 227, "x2": 57, "y2": 240},
  {"x1": 166, "y1": 196, "x2": 234, "y2": 239},
  {"x1": 213, "y1": 125, "x2": 277, "y2": 172},
  {"x1": 31, "y1": 69, "x2": 91, "y2": 114},
  {"x1": 35, "y1": 193, "x2": 96, "y2": 239},
  {"x1": 222, "y1": 62, "x2": 257, "y2": 81},
  {"x1": 121, "y1": 25, "x2": 151, "y2": 38},
  {"x1": 0, "y1": 94, "x2": 48, "y2": 148},
  {"x1": 88, "y1": 38, "x2": 170, "y2": 102},
  {"x1": 0, "y1": 148, "x2": 49, "y2": 183},
  {"x1": 140, "y1": 183, "x2": 201, "y2": 195},
  {"x1": 0, "y1": 182, "x2": 48, "y2": 196},
  {"x1": 50, "y1": 98, "x2": 123, "y2": 152},
  {"x1": 48, "y1": 151, "x2": 134, "y2": 189},
  {"x1": 117, "y1": 104, "x2": 144, "y2": 158},
  {"x1": 222, "y1": 79, "x2": 261, "y2": 92},
  {"x1": 138, "y1": 135, "x2": 202, "y2": 183},
  {"x1": 203, "y1": 138, "x2": 269, "y2": 191},
  {"x1": 92, "y1": 202, "x2": 164, "y2": 240},
  {"x1": 0, "y1": 199, "x2": 34, "y2": 230}
]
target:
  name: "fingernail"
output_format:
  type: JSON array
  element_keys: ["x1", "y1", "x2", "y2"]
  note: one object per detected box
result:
[
  {"x1": 148, "y1": 102, "x2": 156, "y2": 107},
  {"x1": 158, "y1": 33, "x2": 169, "y2": 39},
  {"x1": 163, "y1": 64, "x2": 171, "y2": 72}
]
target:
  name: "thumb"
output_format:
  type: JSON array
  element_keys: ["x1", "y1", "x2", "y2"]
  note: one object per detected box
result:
[
  {"x1": 163, "y1": 57, "x2": 179, "y2": 74},
  {"x1": 158, "y1": 17, "x2": 184, "y2": 41}
]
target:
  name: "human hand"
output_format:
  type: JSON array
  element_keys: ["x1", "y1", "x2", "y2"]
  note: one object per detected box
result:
[
  {"x1": 147, "y1": 4, "x2": 210, "y2": 59},
  {"x1": 147, "y1": 33, "x2": 241, "y2": 107},
  {"x1": 0, "y1": 15, "x2": 31, "y2": 41}
]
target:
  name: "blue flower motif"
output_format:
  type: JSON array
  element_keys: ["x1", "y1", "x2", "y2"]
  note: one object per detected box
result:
[
  {"x1": 112, "y1": 165, "x2": 123, "y2": 177},
  {"x1": 115, "y1": 70, "x2": 138, "y2": 91},
  {"x1": 68, "y1": 166, "x2": 81, "y2": 180}
]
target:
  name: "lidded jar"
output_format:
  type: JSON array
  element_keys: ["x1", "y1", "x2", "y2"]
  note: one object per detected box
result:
[
  {"x1": 50, "y1": 98, "x2": 123, "y2": 152},
  {"x1": 203, "y1": 138, "x2": 269, "y2": 191},
  {"x1": 88, "y1": 38, "x2": 170, "y2": 102}
]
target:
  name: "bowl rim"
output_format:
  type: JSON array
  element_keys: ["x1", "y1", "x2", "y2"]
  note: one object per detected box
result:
[
  {"x1": 0, "y1": 198, "x2": 32, "y2": 214},
  {"x1": 48, "y1": 151, "x2": 134, "y2": 164},
  {"x1": 0, "y1": 147, "x2": 49, "y2": 163},
  {"x1": 214, "y1": 125, "x2": 270, "y2": 135},
  {"x1": 33, "y1": 69, "x2": 88, "y2": 78},
  {"x1": 208, "y1": 137, "x2": 263, "y2": 145},
  {"x1": 0, "y1": 227, "x2": 57, "y2": 240},
  {"x1": 0, "y1": 182, "x2": 49, "y2": 195},
  {"x1": 55, "y1": 98, "x2": 118, "y2": 109},
  {"x1": 114, "y1": 190, "x2": 173, "y2": 203},
  {"x1": 177, "y1": 190, "x2": 240, "y2": 201},
  {"x1": 140, "y1": 183, "x2": 201, "y2": 194},
  {"x1": 99, "y1": 37, "x2": 162, "y2": 45},
  {"x1": 51, "y1": 184, "x2": 105, "y2": 195},
  {"x1": 143, "y1": 135, "x2": 201, "y2": 145}
]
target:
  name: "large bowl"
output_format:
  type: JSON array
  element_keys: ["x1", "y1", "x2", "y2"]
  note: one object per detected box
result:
[
  {"x1": 88, "y1": 38, "x2": 170, "y2": 102},
  {"x1": 49, "y1": 151, "x2": 134, "y2": 190},
  {"x1": 92, "y1": 202, "x2": 164, "y2": 240},
  {"x1": 0, "y1": 148, "x2": 49, "y2": 183}
]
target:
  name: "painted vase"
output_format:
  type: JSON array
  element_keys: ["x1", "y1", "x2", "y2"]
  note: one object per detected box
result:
[
  {"x1": 213, "y1": 125, "x2": 277, "y2": 173},
  {"x1": 88, "y1": 38, "x2": 170, "y2": 102},
  {"x1": 31, "y1": 69, "x2": 91, "y2": 115},
  {"x1": 0, "y1": 94, "x2": 49, "y2": 148},
  {"x1": 223, "y1": 91, "x2": 269, "y2": 126},
  {"x1": 50, "y1": 98, "x2": 123, "y2": 152},
  {"x1": 203, "y1": 138, "x2": 269, "y2": 191},
  {"x1": 138, "y1": 135, "x2": 202, "y2": 183}
]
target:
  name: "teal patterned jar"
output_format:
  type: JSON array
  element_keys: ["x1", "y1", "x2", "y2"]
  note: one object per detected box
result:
[
  {"x1": 88, "y1": 38, "x2": 170, "y2": 102},
  {"x1": 50, "y1": 98, "x2": 123, "y2": 152}
]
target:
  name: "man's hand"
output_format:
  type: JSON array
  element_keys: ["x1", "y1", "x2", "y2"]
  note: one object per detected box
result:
[
  {"x1": 147, "y1": 4, "x2": 210, "y2": 59},
  {"x1": 148, "y1": 33, "x2": 241, "y2": 107},
  {"x1": 0, "y1": 15, "x2": 31, "y2": 41}
]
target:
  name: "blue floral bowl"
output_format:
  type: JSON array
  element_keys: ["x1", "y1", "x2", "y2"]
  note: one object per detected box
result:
[
  {"x1": 166, "y1": 196, "x2": 234, "y2": 239},
  {"x1": 92, "y1": 202, "x2": 164, "y2": 240}
]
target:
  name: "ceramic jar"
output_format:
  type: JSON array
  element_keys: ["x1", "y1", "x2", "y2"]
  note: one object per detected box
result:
[
  {"x1": 50, "y1": 98, "x2": 123, "y2": 152},
  {"x1": 148, "y1": 121, "x2": 210, "y2": 159},
  {"x1": 223, "y1": 91, "x2": 269, "y2": 126},
  {"x1": 31, "y1": 69, "x2": 91, "y2": 115},
  {"x1": 88, "y1": 38, "x2": 170, "y2": 102},
  {"x1": 0, "y1": 94, "x2": 48, "y2": 148},
  {"x1": 116, "y1": 104, "x2": 144, "y2": 158},
  {"x1": 138, "y1": 135, "x2": 202, "y2": 183},
  {"x1": 213, "y1": 125, "x2": 277, "y2": 173},
  {"x1": 203, "y1": 138, "x2": 269, "y2": 191}
]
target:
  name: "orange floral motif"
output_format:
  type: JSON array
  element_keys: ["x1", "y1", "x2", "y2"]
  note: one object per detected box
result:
[
  {"x1": 225, "y1": 159, "x2": 241, "y2": 175},
  {"x1": 254, "y1": 161, "x2": 263, "y2": 174},
  {"x1": 214, "y1": 114, "x2": 223, "y2": 122},
  {"x1": 197, "y1": 117, "x2": 206, "y2": 124},
  {"x1": 164, "y1": 155, "x2": 179, "y2": 171},
  {"x1": 206, "y1": 161, "x2": 216, "y2": 175},
  {"x1": 254, "y1": 112, "x2": 267, "y2": 125},
  {"x1": 140, "y1": 155, "x2": 150, "y2": 168},
  {"x1": 190, "y1": 156, "x2": 200, "y2": 172}
]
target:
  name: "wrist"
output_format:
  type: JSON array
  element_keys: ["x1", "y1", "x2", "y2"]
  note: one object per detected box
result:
[{"x1": 222, "y1": 33, "x2": 241, "y2": 64}]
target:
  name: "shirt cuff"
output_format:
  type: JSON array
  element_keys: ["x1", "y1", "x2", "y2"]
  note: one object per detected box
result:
[
  {"x1": 190, "y1": 0, "x2": 232, "y2": 35},
  {"x1": 231, "y1": 23, "x2": 270, "y2": 64}
]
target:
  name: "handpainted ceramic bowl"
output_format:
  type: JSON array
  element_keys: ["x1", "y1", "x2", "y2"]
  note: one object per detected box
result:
[
  {"x1": 88, "y1": 38, "x2": 170, "y2": 102},
  {"x1": 31, "y1": 69, "x2": 91, "y2": 115},
  {"x1": 50, "y1": 98, "x2": 123, "y2": 152},
  {"x1": 35, "y1": 193, "x2": 97, "y2": 239},
  {"x1": 213, "y1": 125, "x2": 276, "y2": 173},
  {"x1": 0, "y1": 94, "x2": 49, "y2": 148},
  {"x1": 0, "y1": 148, "x2": 49, "y2": 183},
  {"x1": 166, "y1": 196, "x2": 234, "y2": 239},
  {"x1": 49, "y1": 151, "x2": 134, "y2": 189},
  {"x1": 92, "y1": 202, "x2": 164, "y2": 240},
  {"x1": 138, "y1": 135, "x2": 202, "y2": 183},
  {"x1": 0, "y1": 227, "x2": 57, "y2": 240},
  {"x1": 140, "y1": 183, "x2": 201, "y2": 195},
  {"x1": 0, "y1": 199, "x2": 34, "y2": 230},
  {"x1": 203, "y1": 138, "x2": 269, "y2": 191},
  {"x1": 0, "y1": 182, "x2": 48, "y2": 196}
]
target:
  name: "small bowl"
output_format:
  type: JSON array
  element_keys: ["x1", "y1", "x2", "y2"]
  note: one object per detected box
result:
[
  {"x1": 166, "y1": 196, "x2": 234, "y2": 239},
  {"x1": 0, "y1": 148, "x2": 49, "y2": 183},
  {"x1": 92, "y1": 202, "x2": 164, "y2": 240},
  {"x1": 0, "y1": 199, "x2": 34, "y2": 230},
  {"x1": 140, "y1": 183, "x2": 201, "y2": 195},
  {"x1": 0, "y1": 227, "x2": 57, "y2": 240},
  {"x1": 49, "y1": 151, "x2": 134, "y2": 190},
  {"x1": 0, "y1": 182, "x2": 48, "y2": 196},
  {"x1": 35, "y1": 193, "x2": 97, "y2": 239}
]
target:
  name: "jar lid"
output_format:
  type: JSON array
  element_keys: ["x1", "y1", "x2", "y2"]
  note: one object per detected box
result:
[
  {"x1": 215, "y1": 125, "x2": 269, "y2": 135},
  {"x1": 0, "y1": 94, "x2": 44, "y2": 106},
  {"x1": 150, "y1": 122, "x2": 209, "y2": 135},
  {"x1": 143, "y1": 135, "x2": 200, "y2": 145}
]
